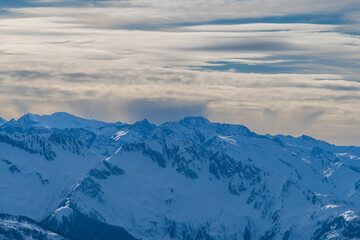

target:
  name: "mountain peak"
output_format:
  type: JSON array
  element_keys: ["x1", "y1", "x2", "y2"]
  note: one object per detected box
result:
[
  {"x1": 2, "y1": 112, "x2": 108, "y2": 130},
  {"x1": 19, "y1": 112, "x2": 39, "y2": 119},
  {"x1": 2, "y1": 112, "x2": 360, "y2": 240},
  {"x1": 137, "y1": 118, "x2": 150, "y2": 124},
  {"x1": 0, "y1": 117, "x2": 7, "y2": 126},
  {"x1": 132, "y1": 118, "x2": 156, "y2": 131},
  {"x1": 51, "y1": 112, "x2": 73, "y2": 117},
  {"x1": 180, "y1": 116, "x2": 210, "y2": 126},
  {"x1": 300, "y1": 135, "x2": 316, "y2": 141},
  {"x1": 15, "y1": 113, "x2": 41, "y2": 128}
]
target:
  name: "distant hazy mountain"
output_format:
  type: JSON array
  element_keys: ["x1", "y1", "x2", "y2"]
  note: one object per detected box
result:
[
  {"x1": 2, "y1": 112, "x2": 109, "y2": 130},
  {"x1": 1, "y1": 113, "x2": 360, "y2": 240},
  {"x1": 0, "y1": 117, "x2": 6, "y2": 126}
]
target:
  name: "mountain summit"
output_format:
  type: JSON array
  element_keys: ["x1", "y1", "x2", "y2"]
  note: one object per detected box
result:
[
  {"x1": 0, "y1": 117, "x2": 6, "y2": 126},
  {"x1": 1, "y1": 113, "x2": 360, "y2": 240},
  {"x1": 2, "y1": 112, "x2": 108, "y2": 130}
]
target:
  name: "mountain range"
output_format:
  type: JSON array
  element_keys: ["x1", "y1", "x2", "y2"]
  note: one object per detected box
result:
[{"x1": 1, "y1": 112, "x2": 360, "y2": 240}]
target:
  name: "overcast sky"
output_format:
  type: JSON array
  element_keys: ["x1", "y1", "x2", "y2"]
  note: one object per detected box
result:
[{"x1": 1, "y1": 0, "x2": 360, "y2": 145}]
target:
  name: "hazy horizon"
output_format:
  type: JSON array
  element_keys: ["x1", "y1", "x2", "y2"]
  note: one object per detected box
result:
[{"x1": 2, "y1": 111, "x2": 358, "y2": 147}]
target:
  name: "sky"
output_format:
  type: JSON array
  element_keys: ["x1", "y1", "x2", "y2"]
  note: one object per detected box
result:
[{"x1": 0, "y1": 0, "x2": 360, "y2": 145}]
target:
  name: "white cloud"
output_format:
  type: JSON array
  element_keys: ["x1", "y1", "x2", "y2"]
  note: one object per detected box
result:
[
  {"x1": 4, "y1": 0, "x2": 360, "y2": 28},
  {"x1": 178, "y1": 23, "x2": 339, "y2": 32},
  {"x1": 0, "y1": 1, "x2": 360, "y2": 145}
]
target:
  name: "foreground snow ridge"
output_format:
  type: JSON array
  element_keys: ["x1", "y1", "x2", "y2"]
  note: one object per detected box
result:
[{"x1": 1, "y1": 112, "x2": 360, "y2": 240}]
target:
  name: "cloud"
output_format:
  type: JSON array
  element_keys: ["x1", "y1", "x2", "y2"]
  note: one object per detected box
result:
[
  {"x1": 0, "y1": 70, "x2": 51, "y2": 79},
  {"x1": 0, "y1": 1, "x2": 360, "y2": 145},
  {"x1": 1, "y1": 15, "x2": 360, "y2": 75},
  {"x1": 190, "y1": 40, "x2": 296, "y2": 52},
  {"x1": 7, "y1": 0, "x2": 360, "y2": 27},
  {"x1": 1, "y1": 63, "x2": 359, "y2": 144},
  {"x1": 124, "y1": 98, "x2": 207, "y2": 124},
  {"x1": 61, "y1": 97, "x2": 207, "y2": 124},
  {"x1": 12, "y1": 99, "x2": 31, "y2": 116},
  {"x1": 300, "y1": 108, "x2": 326, "y2": 125}
]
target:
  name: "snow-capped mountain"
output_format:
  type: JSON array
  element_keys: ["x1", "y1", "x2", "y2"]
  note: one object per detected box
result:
[
  {"x1": 1, "y1": 113, "x2": 360, "y2": 240},
  {"x1": 3, "y1": 112, "x2": 108, "y2": 130},
  {"x1": 0, "y1": 214, "x2": 66, "y2": 240},
  {"x1": 0, "y1": 125, "x2": 102, "y2": 221},
  {"x1": 0, "y1": 117, "x2": 7, "y2": 126}
]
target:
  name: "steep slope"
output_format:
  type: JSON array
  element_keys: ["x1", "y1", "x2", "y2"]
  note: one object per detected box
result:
[
  {"x1": 0, "y1": 214, "x2": 67, "y2": 240},
  {"x1": 50, "y1": 118, "x2": 155, "y2": 157},
  {"x1": 1, "y1": 113, "x2": 155, "y2": 158},
  {"x1": 0, "y1": 128, "x2": 102, "y2": 221},
  {"x1": 43, "y1": 117, "x2": 360, "y2": 239}
]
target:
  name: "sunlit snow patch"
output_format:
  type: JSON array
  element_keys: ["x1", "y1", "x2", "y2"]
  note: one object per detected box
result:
[
  {"x1": 314, "y1": 192, "x2": 328, "y2": 197},
  {"x1": 341, "y1": 210, "x2": 358, "y2": 221},
  {"x1": 326, "y1": 233, "x2": 340, "y2": 239},
  {"x1": 336, "y1": 153, "x2": 360, "y2": 160},
  {"x1": 323, "y1": 168, "x2": 334, "y2": 178},
  {"x1": 114, "y1": 146, "x2": 122, "y2": 155},
  {"x1": 53, "y1": 199, "x2": 73, "y2": 221},
  {"x1": 113, "y1": 130, "x2": 129, "y2": 141},
  {"x1": 323, "y1": 205, "x2": 340, "y2": 209},
  {"x1": 301, "y1": 157, "x2": 311, "y2": 164},
  {"x1": 217, "y1": 135, "x2": 237, "y2": 145},
  {"x1": 323, "y1": 163, "x2": 343, "y2": 178}
]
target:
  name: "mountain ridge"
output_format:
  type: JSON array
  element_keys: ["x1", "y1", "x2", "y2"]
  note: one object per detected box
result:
[
  {"x1": 3, "y1": 112, "x2": 356, "y2": 147},
  {"x1": 0, "y1": 117, "x2": 7, "y2": 126},
  {"x1": 1, "y1": 112, "x2": 360, "y2": 239},
  {"x1": 1, "y1": 113, "x2": 334, "y2": 146},
  {"x1": 2, "y1": 112, "x2": 110, "y2": 130}
]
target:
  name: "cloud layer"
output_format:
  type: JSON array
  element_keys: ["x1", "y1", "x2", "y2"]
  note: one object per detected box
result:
[{"x1": 0, "y1": 0, "x2": 360, "y2": 145}]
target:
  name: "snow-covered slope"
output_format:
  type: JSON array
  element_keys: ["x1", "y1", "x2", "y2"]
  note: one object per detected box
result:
[
  {"x1": 0, "y1": 117, "x2": 6, "y2": 126},
  {"x1": 0, "y1": 128, "x2": 102, "y2": 221},
  {"x1": 0, "y1": 214, "x2": 67, "y2": 240},
  {"x1": 1, "y1": 113, "x2": 360, "y2": 240},
  {"x1": 2, "y1": 112, "x2": 108, "y2": 130},
  {"x1": 42, "y1": 116, "x2": 360, "y2": 240}
]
